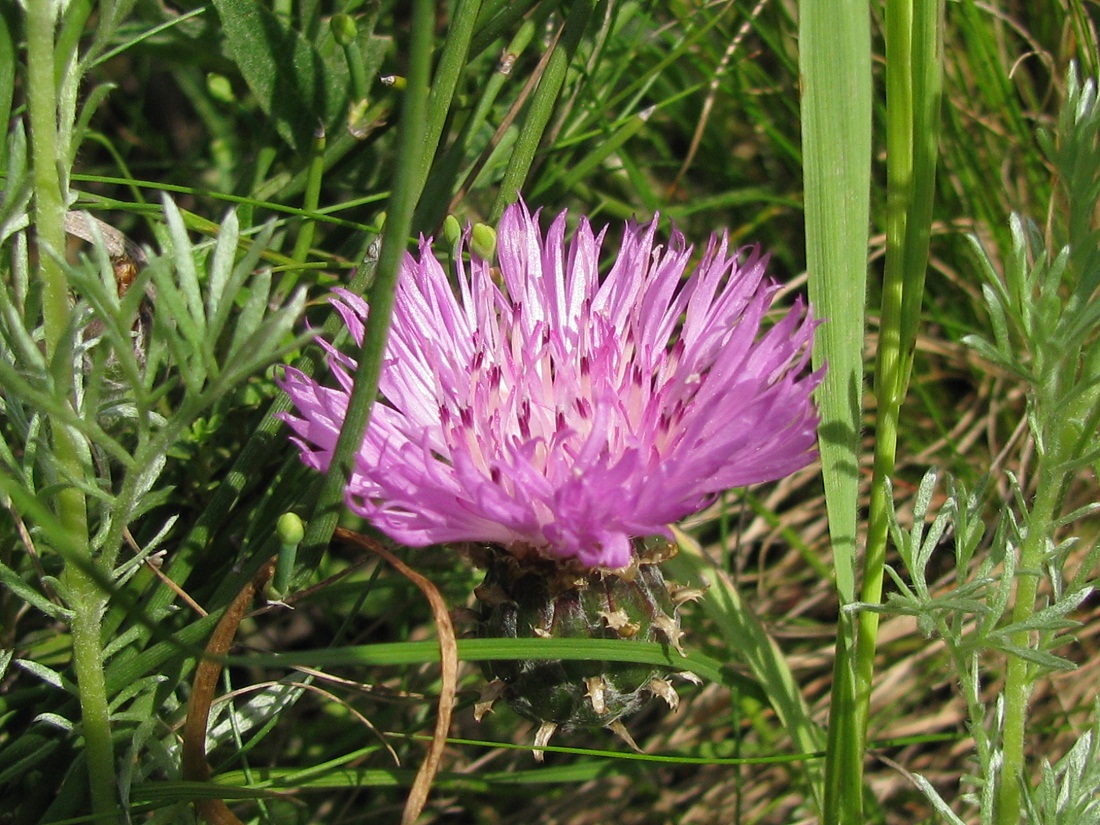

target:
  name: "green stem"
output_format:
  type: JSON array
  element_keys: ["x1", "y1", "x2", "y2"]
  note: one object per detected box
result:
[
  {"x1": 299, "y1": 0, "x2": 435, "y2": 562},
  {"x1": 489, "y1": 0, "x2": 595, "y2": 222},
  {"x1": 417, "y1": 14, "x2": 538, "y2": 231},
  {"x1": 28, "y1": 1, "x2": 68, "y2": 352},
  {"x1": 27, "y1": 0, "x2": 117, "y2": 817},
  {"x1": 289, "y1": 126, "x2": 326, "y2": 271},
  {"x1": 995, "y1": 459, "x2": 1064, "y2": 823},
  {"x1": 852, "y1": 0, "x2": 942, "y2": 813},
  {"x1": 414, "y1": 0, "x2": 483, "y2": 198},
  {"x1": 67, "y1": 576, "x2": 117, "y2": 816},
  {"x1": 851, "y1": 0, "x2": 913, "y2": 777}
]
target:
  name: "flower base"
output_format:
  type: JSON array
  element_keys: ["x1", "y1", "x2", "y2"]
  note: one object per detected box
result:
[{"x1": 470, "y1": 540, "x2": 698, "y2": 752}]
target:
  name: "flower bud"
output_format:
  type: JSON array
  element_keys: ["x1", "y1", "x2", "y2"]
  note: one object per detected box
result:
[
  {"x1": 442, "y1": 215, "x2": 462, "y2": 248},
  {"x1": 470, "y1": 222, "x2": 497, "y2": 260},
  {"x1": 276, "y1": 512, "x2": 305, "y2": 547},
  {"x1": 331, "y1": 14, "x2": 358, "y2": 46}
]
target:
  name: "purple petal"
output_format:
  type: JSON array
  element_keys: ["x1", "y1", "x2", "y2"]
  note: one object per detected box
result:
[{"x1": 279, "y1": 201, "x2": 822, "y2": 569}]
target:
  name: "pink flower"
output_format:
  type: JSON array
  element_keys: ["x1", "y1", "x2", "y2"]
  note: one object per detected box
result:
[{"x1": 279, "y1": 202, "x2": 822, "y2": 569}]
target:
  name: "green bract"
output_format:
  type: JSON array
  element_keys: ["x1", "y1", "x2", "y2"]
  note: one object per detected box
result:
[{"x1": 472, "y1": 540, "x2": 696, "y2": 753}]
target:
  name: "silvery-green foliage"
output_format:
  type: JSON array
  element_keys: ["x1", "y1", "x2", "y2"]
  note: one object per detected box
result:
[
  {"x1": 0, "y1": 198, "x2": 310, "y2": 578},
  {"x1": 1021, "y1": 703, "x2": 1100, "y2": 825},
  {"x1": 0, "y1": 197, "x2": 309, "y2": 813},
  {"x1": 0, "y1": 124, "x2": 30, "y2": 247},
  {"x1": 880, "y1": 468, "x2": 1091, "y2": 663},
  {"x1": 873, "y1": 63, "x2": 1100, "y2": 824},
  {"x1": 203, "y1": 677, "x2": 308, "y2": 753},
  {"x1": 963, "y1": 65, "x2": 1100, "y2": 475},
  {"x1": 1036, "y1": 67, "x2": 1100, "y2": 303},
  {"x1": 873, "y1": 468, "x2": 1095, "y2": 823}
]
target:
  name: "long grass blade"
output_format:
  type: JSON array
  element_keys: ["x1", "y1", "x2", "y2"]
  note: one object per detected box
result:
[{"x1": 799, "y1": 0, "x2": 873, "y2": 819}]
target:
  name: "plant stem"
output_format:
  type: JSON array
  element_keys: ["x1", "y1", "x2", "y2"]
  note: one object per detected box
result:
[
  {"x1": 489, "y1": 0, "x2": 595, "y2": 222},
  {"x1": 995, "y1": 462, "x2": 1062, "y2": 824},
  {"x1": 27, "y1": 0, "x2": 117, "y2": 817},
  {"x1": 852, "y1": 0, "x2": 914, "y2": 776},
  {"x1": 852, "y1": 0, "x2": 942, "y2": 815},
  {"x1": 299, "y1": 0, "x2": 435, "y2": 563},
  {"x1": 27, "y1": 1, "x2": 67, "y2": 351},
  {"x1": 67, "y1": 575, "x2": 117, "y2": 817},
  {"x1": 414, "y1": 0, "x2": 483, "y2": 199}
]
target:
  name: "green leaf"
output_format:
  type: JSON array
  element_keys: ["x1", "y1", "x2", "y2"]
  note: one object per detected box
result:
[
  {"x1": 15, "y1": 659, "x2": 78, "y2": 695},
  {"x1": 0, "y1": 733, "x2": 62, "y2": 785},
  {"x1": 0, "y1": 124, "x2": 30, "y2": 246},
  {"x1": 209, "y1": 221, "x2": 275, "y2": 351},
  {"x1": 218, "y1": 290, "x2": 309, "y2": 390},
  {"x1": 226, "y1": 270, "x2": 273, "y2": 362},
  {"x1": 31, "y1": 713, "x2": 74, "y2": 733},
  {"x1": 0, "y1": 560, "x2": 73, "y2": 622},
  {"x1": 800, "y1": 0, "x2": 872, "y2": 607},
  {"x1": 69, "y1": 82, "x2": 116, "y2": 168},
  {"x1": 232, "y1": 637, "x2": 740, "y2": 695},
  {"x1": 204, "y1": 208, "x2": 240, "y2": 326},
  {"x1": 0, "y1": 3, "x2": 14, "y2": 167},
  {"x1": 665, "y1": 529, "x2": 826, "y2": 804},
  {"x1": 211, "y1": 0, "x2": 341, "y2": 153}
]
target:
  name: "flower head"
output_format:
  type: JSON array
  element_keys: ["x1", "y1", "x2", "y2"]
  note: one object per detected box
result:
[{"x1": 280, "y1": 202, "x2": 822, "y2": 569}]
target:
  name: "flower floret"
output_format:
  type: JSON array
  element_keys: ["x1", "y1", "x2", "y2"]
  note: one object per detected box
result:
[{"x1": 280, "y1": 202, "x2": 822, "y2": 569}]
